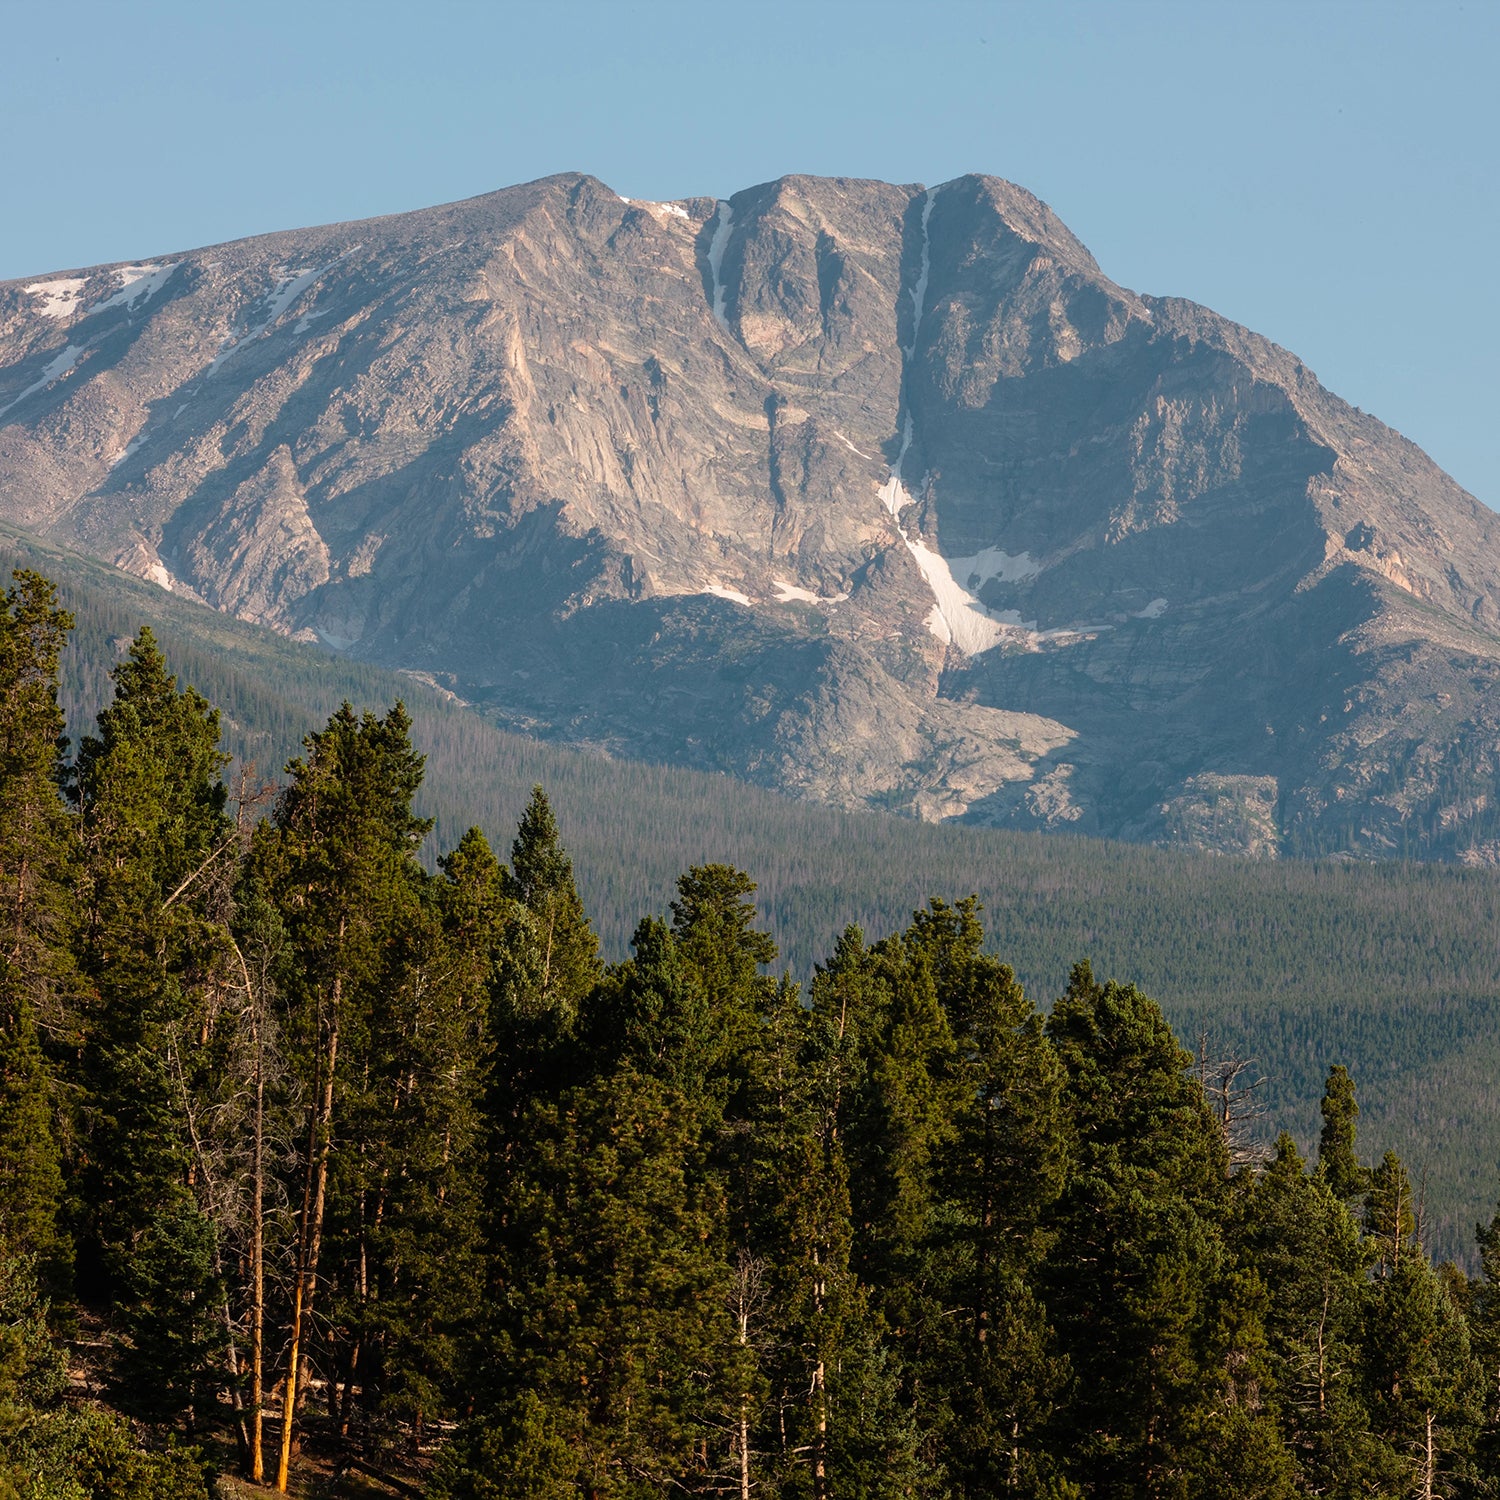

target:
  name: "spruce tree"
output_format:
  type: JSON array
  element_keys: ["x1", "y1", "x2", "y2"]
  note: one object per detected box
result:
[
  {"x1": 910, "y1": 899, "x2": 1073, "y2": 1498},
  {"x1": 1470, "y1": 1202, "x2": 1500, "y2": 1488},
  {"x1": 446, "y1": 1045, "x2": 745, "y2": 1495},
  {"x1": 1231, "y1": 1134, "x2": 1375, "y2": 1496},
  {"x1": 324, "y1": 843, "x2": 490, "y2": 1448},
  {"x1": 501, "y1": 786, "x2": 599, "y2": 1023},
  {"x1": 796, "y1": 927, "x2": 919, "y2": 1498}
]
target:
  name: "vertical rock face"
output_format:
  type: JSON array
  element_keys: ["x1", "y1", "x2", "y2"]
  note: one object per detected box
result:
[{"x1": 2, "y1": 171, "x2": 1499, "y2": 858}]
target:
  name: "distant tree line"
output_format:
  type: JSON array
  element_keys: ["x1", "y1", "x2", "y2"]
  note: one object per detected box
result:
[{"x1": 8, "y1": 567, "x2": 1500, "y2": 1498}]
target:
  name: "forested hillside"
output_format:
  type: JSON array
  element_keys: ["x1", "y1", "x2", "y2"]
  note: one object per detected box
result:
[
  {"x1": 7, "y1": 564, "x2": 1500, "y2": 1497},
  {"x1": 4, "y1": 526, "x2": 1500, "y2": 1265}
]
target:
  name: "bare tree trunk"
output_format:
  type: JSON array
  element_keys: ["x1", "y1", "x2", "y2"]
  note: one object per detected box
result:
[
  {"x1": 220, "y1": 1279, "x2": 248, "y2": 1463},
  {"x1": 733, "y1": 1254, "x2": 757, "y2": 1500},
  {"x1": 239, "y1": 932, "x2": 267, "y2": 1484},
  {"x1": 1421, "y1": 1409, "x2": 1435, "y2": 1500},
  {"x1": 1316, "y1": 1284, "x2": 1330, "y2": 1419},
  {"x1": 812, "y1": 1356, "x2": 828, "y2": 1500},
  {"x1": 739, "y1": 1399, "x2": 750, "y2": 1500},
  {"x1": 276, "y1": 967, "x2": 341, "y2": 1493},
  {"x1": 810, "y1": 1242, "x2": 828, "y2": 1500}
]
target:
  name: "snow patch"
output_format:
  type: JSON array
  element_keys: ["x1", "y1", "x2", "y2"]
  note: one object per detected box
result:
[
  {"x1": 91, "y1": 262, "x2": 178, "y2": 315},
  {"x1": 23, "y1": 278, "x2": 87, "y2": 320},
  {"x1": 905, "y1": 187, "x2": 937, "y2": 357},
  {"x1": 834, "y1": 431, "x2": 873, "y2": 461},
  {"x1": 947, "y1": 546, "x2": 1042, "y2": 589},
  {"x1": 0, "y1": 343, "x2": 86, "y2": 421},
  {"x1": 260, "y1": 264, "x2": 330, "y2": 326},
  {"x1": 773, "y1": 579, "x2": 849, "y2": 605},
  {"x1": 904, "y1": 537, "x2": 1015, "y2": 655},
  {"x1": 109, "y1": 435, "x2": 145, "y2": 469},
  {"x1": 620, "y1": 196, "x2": 691, "y2": 220},
  {"x1": 316, "y1": 629, "x2": 360, "y2": 651},
  {"x1": 145, "y1": 561, "x2": 175, "y2": 592},
  {"x1": 704, "y1": 582, "x2": 752, "y2": 607},
  {"x1": 206, "y1": 255, "x2": 345, "y2": 375},
  {"x1": 878, "y1": 445, "x2": 1016, "y2": 655},
  {"x1": 1136, "y1": 597, "x2": 1168, "y2": 619},
  {"x1": 707, "y1": 201, "x2": 734, "y2": 333}
]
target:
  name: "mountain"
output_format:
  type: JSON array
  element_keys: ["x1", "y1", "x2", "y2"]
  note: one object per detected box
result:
[{"x1": 3, "y1": 171, "x2": 1498, "y2": 858}]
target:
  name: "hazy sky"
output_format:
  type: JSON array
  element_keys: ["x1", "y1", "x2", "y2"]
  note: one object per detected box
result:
[{"x1": 2, "y1": 0, "x2": 1495, "y2": 504}]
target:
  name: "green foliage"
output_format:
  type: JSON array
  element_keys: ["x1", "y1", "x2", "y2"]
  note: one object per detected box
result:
[
  {"x1": 0, "y1": 1252, "x2": 207, "y2": 1500},
  {"x1": 15, "y1": 551, "x2": 1500, "y2": 1496},
  {"x1": 10, "y1": 523, "x2": 1500, "y2": 1254},
  {"x1": 1044, "y1": 963, "x2": 1234, "y2": 1495},
  {"x1": 0, "y1": 572, "x2": 75, "y2": 1285},
  {"x1": 1317, "y1": 1065, "x2": 1368, "y2": 1202},
  {"x1": 70, "y1": 629, "x2": 234, "y2": 1419}
]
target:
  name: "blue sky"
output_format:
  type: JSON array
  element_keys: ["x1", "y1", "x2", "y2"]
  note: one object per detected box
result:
[{"x1": 1, "y1": 0, "x2": 1495, "y2": 504}]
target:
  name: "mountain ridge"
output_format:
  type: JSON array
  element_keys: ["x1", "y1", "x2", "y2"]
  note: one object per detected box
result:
[{"x1": 3, "y1": 169, "x2": 1498, "y2": 858}]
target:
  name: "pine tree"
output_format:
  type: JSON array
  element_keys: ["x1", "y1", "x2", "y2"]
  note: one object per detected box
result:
[
  {"x1": 1317, "y1": 1065, "x2": 1368, "y2": 1202},
  {"x1": 71, "y1": 628, "x2": 236, "y2": 1425},
  {"x1": 0, "y1": 572, "x2": 76, "y2": 1285},
  {"x1": 1043, "y1": 961, "x2": 1232, "y2": 1497},
  {"x1": 501, "y1": 786, "x2": 600, "y2": 1023},
  {"x1": 252, "y1": 702, "x2": 431, "y2": 1488}
]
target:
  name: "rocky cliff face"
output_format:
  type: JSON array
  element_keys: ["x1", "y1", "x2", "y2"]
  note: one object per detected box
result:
[{"x1": 3, "y1": 171, "x2": 1499, "y2": 858}]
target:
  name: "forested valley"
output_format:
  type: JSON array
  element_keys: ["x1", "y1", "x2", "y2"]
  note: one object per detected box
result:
[{"x1": 8, "y1": 566, "x2": 1500, "y2": 1499}]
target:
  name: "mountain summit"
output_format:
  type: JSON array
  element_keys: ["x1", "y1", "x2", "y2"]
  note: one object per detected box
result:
[{"x1": 3, "y1": 171, "x2": 1498, "y2": 858}]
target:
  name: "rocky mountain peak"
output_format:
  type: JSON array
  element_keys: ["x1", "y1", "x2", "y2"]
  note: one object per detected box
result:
[{"x1": 2, "y1": 171, "x2": 1498, "y2": 859}]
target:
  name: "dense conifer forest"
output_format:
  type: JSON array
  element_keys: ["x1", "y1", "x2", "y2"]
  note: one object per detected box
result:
[
  {"x1": 6, "y1": 526, "x2": 1500, "y2": 1264},
  {"x1": 8, "y1": 565, "x2": 1500, "y2": 1496}
]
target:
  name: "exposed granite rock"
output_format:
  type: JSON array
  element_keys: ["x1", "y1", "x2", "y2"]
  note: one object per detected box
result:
[{"x1": 2, "y1": 171, "x2": 1498, "y2": 858}]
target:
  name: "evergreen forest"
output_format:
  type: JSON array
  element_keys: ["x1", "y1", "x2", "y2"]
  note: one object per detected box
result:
[
  {"x1": 5, "y1": 525, "x2": 1500, "y2": 1266},
  {"x1": 7, "y1": 566, "x2": 1500, "y2": 1498}
]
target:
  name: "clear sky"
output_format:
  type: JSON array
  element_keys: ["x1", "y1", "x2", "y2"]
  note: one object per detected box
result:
[{"x1": 1, "y1": 0, "x2": 1495, "y2": 505}]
